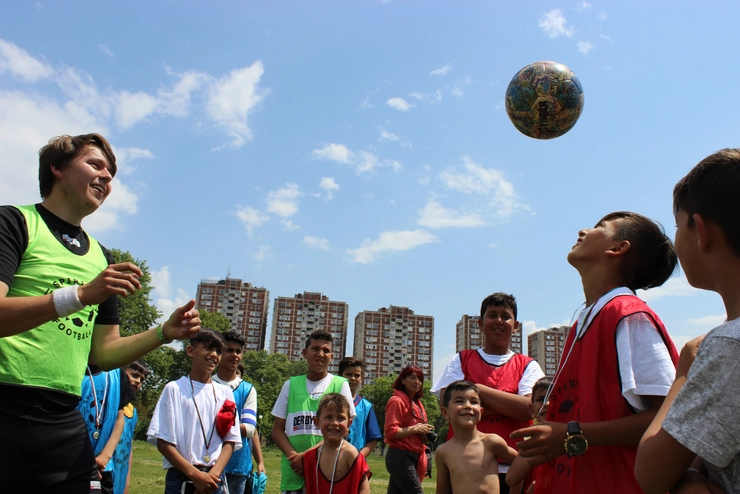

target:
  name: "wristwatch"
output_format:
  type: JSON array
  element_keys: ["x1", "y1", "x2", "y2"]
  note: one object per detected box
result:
[{"x1": 563, "y1": 421, "x2": 588, "y2": 457}]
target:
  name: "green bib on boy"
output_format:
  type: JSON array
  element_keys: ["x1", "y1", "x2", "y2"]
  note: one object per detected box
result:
[
  {"x1": 281, "y1": 374, "x2": 347, "y2": 490},
  {"x1": 0, "y1": 205, "x2": 108, "y2": 397}
]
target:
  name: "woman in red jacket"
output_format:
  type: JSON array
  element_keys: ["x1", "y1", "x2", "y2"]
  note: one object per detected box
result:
[{"x1": 384, "y1": 366, "x2": 435, "y2": 494}]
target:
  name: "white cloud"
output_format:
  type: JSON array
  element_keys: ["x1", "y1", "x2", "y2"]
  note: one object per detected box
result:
[
  {"x1": 158, "y1": 69, "x2": 209, "y2": 117},
  {"x1": 418, "y1": 200, "x2": 485, "y2": 228},
  {"x1": 688, "y1": 314, "x2": 726, "y2": 326},
  {"x1": 387, "y1": 97, "x2": 412, "y2": 111},
  {"x1": 580, "y1": 2, "x2": 592, "y2": 9},
  {"x1": 430, "y1": 65, "x2": 452, "y2": 76},
  {"x1": 253, "y1": 245, "x2": 273, "y2": 262},
  {"x1": 116, "y1": 90, "x2": 159, "y2": 129},
  {"x1": 235, "y1": 206, "x2": 270, "y2": 237},
  {"x1": 539, "y1": 9, "x2": 575, "y2": 38},
  {"x1": 99, "y1": 44, "x2": 114, "y2": 58},
  {"x1": 313, "y1": 143, "x2": 353, "y2": 164},
  {"x1": 156, "y1": 288, "x2": 191, "y2": 326},
  {"x1": 488, "y1": 242, "x2": 498, "y2": 248},
  {"x1": 81, "y1": 179, "x2": 139, "y2": 234},
  {"x1": 438, "y1": 157, "x2": 525, "y2": 220},
  {"x1": 451, "y1": 87, "x2": 464, "y2": 97},
  {"x1": 638, "y1": 276, "x2": 701, "y2": 302},
  {"x1": 303, "y1": 236, "x2": 330, "y2": 251},
  {"x1": 347, "y1": 230, "x2": 438, "y2": 264},
  {"x1": 410, "y1": 90, "x2": 442, "y2": 104},
  {"x1": 266, "y1": 183, "x2": 302, "y2": 217},
  {"x1": 151, "y1": 266, "x2": 172, "y2": 298},
  {"x1": 577, "y1": 40, "x2": 595, "y2": 55},
  {"x1": 379, "y1": 127, "x2": 400, "y2": 141},
  {"x1": 0, "y1": 39, "x2": 53, "y2": 82},
  {"x1": 205, "y1": 61, "x2": 267, "y2": 148},
  {"x1": 281, "y1": 219, "x2": 301, "y2": 231},
  {"x1": 319, "y1": 177, "x2": 340, "y2": 199}
]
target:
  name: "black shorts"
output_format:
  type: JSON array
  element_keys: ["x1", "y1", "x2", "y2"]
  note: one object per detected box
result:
[{"x1": 0, "y1": 410, "x2": 101, "y2": 493}]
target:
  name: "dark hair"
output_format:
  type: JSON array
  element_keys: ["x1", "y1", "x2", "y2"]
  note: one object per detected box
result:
[
  {"x1": 317, "y1": 393, "x2": 351, "y2": 418},
  {"x1": 38, "y1": 133, "x2": 117, "y2": 198},
  {"x1": 673, "y1": 149, "x2": 740, "y2": 257},
  {"x1": 338, "y1": 356, "x2": 364, "y2": 375},
  {"x1": 531, "y1": 377, "x2": 551, "y2": 401},
  {"x1": 305, "y1": 329, "x2": 333, "y2": 349},
  {"x1": 222, "y1": 330, "x2": 245, "y2": 350},
  {"x1": 126, "y1": 359, "x2": 148, "y2": 378},
  {"x1": 598, "y1": 212, "x2": 677, "y2": 290},
  {"x1": 392, "y1": 366, "x2": 425, "y2": 401},
  {"x1": 480, "y1": 292, "x2": 518, "y2": 320},
  {"x1": 189, "y1": 329, "x2": 226, "y2": 354},
  {"x1": 442, "y1": 380, "x2": 479, "y2": 407}
]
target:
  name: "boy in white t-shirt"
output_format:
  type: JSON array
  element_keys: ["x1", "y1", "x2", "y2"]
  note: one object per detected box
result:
[
  {"x1": 148, "y1": 329, "x2": 241, "y2": 494},
  {"x1": 272, "y1": 330, "x2": 355, "y2": 494}
]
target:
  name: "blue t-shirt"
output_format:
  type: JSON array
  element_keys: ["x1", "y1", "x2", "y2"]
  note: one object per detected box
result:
[
  {"x1": 112, "y1": 403, "x2": 138, "y2": 494},
  {"x1": 77, "y1": 367, "x2": 121, "y2": 472},
  {"x1": 223, "y1": 380, "x2": 255, "y2": 476},
  {"x1": 347, "y1": 395, "x2": 382, "y2": 451}
]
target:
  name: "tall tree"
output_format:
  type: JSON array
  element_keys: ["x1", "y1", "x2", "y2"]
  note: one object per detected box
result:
[{"x1": 200, "y1": 309, "x2": 231, "y2": 333}]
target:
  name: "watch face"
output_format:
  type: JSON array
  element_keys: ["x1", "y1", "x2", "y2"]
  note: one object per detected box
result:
[{"x1": 566, "y1": 435, "x2": 588, "y2": 456}]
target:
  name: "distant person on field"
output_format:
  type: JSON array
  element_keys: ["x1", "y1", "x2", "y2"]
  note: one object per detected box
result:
[
  {"x1": 384, "y1": 365, "x2": 434, "y2": 494},
  {"x1": 435, "y1": 380, "x2": 517, "y2": 494},
  {"x1": 636, "y1": 149, "x2": 740, "y2": 493},
  {"x1": 431, "y1": 292, "x2": 544, "y2": 493},
  {"x1": 512, "y1": 212, "x2": 680, "y2": 494},
  {"x1": 338, "y1": 357, "x2": 382, "y2": 457},
  {"x1": 302, "y1": 393, "x2": 371, "y2": 494},
  {"x1": 112, "y1": 360, "x2": 148, "y2": 494},
  {"x1": 271, "y1": 330, "x2": 355, "y2": 494},
  {"x1": 0, "y1": 133, "x2": 200, "y2": 492},
  {"x1": 147, "y1": 329, "x2": 241, "y2": 494},
  {"x1": 213, "y1": 331, "x2": 261, "y2": 494}
]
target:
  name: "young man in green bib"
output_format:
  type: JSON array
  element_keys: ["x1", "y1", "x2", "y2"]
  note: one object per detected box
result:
[
  {"x1": 0, "y1": 133, "x2": 201, "y2": 493},
  {"x1": 271, "y1": 330, "x2": 356, "y2": 494}
]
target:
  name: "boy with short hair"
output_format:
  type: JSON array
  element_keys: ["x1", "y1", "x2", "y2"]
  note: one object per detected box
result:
[
  {"x1": 338, "y1": 356, "x2": 382, "y2": 458},
  {"x1": 148, "y1": 329, "x2": 241, "y2": 494},
  {"x1": 112, "y1": 359, "x2": 148, "y2": 494},
  {"x1": 512, "y1": 212, "x2": 680, "y2": 493},
  {"x1": 435, "y1": 380, "x2": 517, "y2": 494},
  {"x1": 78, "y1": 364, "x2": 136, "y2": 494},
  {"x1": 303, "y1": 393, "x2": 371, "y2": 494},
  {"x1": 272, "y1": 330, "x2": 355, "y2": 494},
  {"x1": 431, "y1": 292, "x2": 544, "y2": 492},
  {"x1": 212, "y1": 330, "x2": 261, "y2": 494},
  {"x1": 636, "y1": 149, "x2": 740, "y2": 494}
]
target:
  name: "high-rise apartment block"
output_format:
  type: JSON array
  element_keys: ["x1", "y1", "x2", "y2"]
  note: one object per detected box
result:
[
  {"x1": 353, "y1": 306, "x2": 434, "y2": 385},
  {"x1": 527, "y1": 325, "x2": 570, "y2": 377},
  {"x1": 195, "y1": 277, "x2": 269, "y2": 351},
  {"x1": 270, "y1": 292, "x2": 348, "y2": 374},
  {"x1": 455, "y1": 315, "x2": 522, "y2": 354}
]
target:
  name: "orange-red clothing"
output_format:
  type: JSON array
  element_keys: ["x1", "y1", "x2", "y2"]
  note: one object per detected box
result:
[
  {"x1": 303, "y1": 445, "x2": 371, "y2": 494},
  {"x1": 384, "y1": 389, "x2": 428, "y2": 479}
]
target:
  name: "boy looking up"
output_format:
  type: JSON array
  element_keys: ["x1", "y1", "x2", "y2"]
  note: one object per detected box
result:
[
  {"x1": 636, "y1": 149, "x2": 740, "y2": 493},
  {"x1": 435, "y1": 380, "x2": 517, "y2": 494},
  {"x1": 212, "y1": 331, "x2": 261, "y2": 494},
  {"x1": 513, "y1": 212, "x2": 680, "y2": 493},
  {"x1": 148, "y1": 329, "x2": 241, "y2": 494},
  {"x1": 272, "y1": 330, "x2": 355, "y2": 494},
  {"x1": 0, "y1": 133, "x2": 200, "y2": 492},
  {"x1": 431, "y1": 292, "x2": 544, "y2": 492},
  {"x1": 338, "y1": 357, "x2": 382, "y2": 458},
  {"x1": 303, "y1": 394, "x2": 371, "y2": 494}
]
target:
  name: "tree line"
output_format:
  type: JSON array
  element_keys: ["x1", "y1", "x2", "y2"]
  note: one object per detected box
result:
[{"x1": 112, "y1": 250, "x2": 446, "y2": 445}]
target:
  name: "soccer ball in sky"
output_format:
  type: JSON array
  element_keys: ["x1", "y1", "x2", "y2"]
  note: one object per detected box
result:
[{"x1": 505, "y1": 61, "x2": 584, "y2": 140}]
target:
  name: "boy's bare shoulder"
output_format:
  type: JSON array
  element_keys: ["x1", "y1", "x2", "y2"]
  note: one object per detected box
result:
[{"x1": 340, "y1": 441, "x2": 361, "y2": 466}]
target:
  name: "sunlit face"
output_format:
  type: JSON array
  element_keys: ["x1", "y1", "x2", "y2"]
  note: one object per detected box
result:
[
  {"x1": 187, "y1": 342, "x2": 222, "y2": 374},
  {"x1": 567, "y1": 218, "x2": 621, "y2": 267},
  {"x1": 220, "y1": 341, "x2": 243, "y2": 373},
  {"x1": 402, "y1": 373, "x2": 423, "y2": 396},
  {"x1": 302, "y1": 339, "x2": 333, "y2": 375},
  {"x1": 53, "y1": 146, "x2": 113, "y2": 216},
  {"x1": 443, "y1": 389, "x2": 482, "y2": 427},
  {"x1": 341, "y1": 365, "x2": 363, "y2": 396},
  {"x1": 481, "y1": 305, "x2": 518, "y2": 353},
  {"x1": 313, "y1": 403, "x2": 351, "y2": 443},
  {"x1": 674, "y1": 209, "x2": 702, "y2": 289}
]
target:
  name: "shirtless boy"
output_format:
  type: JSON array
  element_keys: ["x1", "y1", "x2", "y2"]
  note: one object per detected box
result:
[{"x1": 435, "y1": 380, "x2": 517, "y2": 494}]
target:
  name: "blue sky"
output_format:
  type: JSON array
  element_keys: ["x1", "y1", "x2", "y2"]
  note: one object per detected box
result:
[{"x1": 1, "y1": 1, "x2": 736, "y2": 381}]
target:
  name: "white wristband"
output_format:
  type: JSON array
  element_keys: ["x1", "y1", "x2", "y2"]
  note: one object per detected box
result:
[{"x1": 52, "y1": 285, "x2": 85, "y2": 317}]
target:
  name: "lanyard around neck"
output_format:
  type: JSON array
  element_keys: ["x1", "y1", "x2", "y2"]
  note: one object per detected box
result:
[
  {"x1": 189, "y1": 376, "x2": 218, "y2": 455},
  {"x1": 87, "y1": 366, "x2": 108, "y2": 431}
]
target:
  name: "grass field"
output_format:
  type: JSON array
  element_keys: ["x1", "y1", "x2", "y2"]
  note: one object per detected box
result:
[{"x1": 130, "y1": 441, "x2": 437, "y2": 494}]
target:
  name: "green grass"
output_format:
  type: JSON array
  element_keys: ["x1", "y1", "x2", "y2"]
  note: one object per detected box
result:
[{"x1": 131, "y1": 441, "x2": 436, "y2": 494}]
